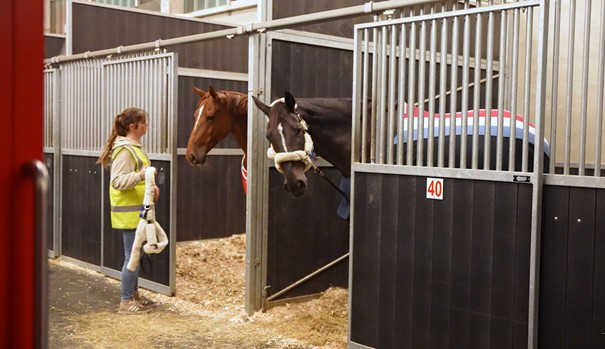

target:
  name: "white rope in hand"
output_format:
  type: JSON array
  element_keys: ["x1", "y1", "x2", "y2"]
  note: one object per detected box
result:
[{"x1": 126, "y1": 166, "x2": 169, "y2": 272}]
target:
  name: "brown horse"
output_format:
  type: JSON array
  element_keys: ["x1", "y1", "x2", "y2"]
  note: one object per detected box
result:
[
  {"x1": 186, "y1": 85, "x2": 249, "y2": 191},
  {"x1": 186, "y1": 85, "x2": 248, "y2": 165}
]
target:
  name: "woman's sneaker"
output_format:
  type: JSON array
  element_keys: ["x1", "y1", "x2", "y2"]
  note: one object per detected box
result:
[
  {"x1": 135, "y1": 291, "x2": 158, "y2": 308},
  {"x1": 118, "y1": 299, "x2": 152, "y2": 315}
]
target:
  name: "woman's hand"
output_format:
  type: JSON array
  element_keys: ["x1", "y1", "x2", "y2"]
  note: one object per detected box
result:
[
  {"x1": 138, "y1": 166, "x2": 148, "y2": 180},
  {"x1": 154, "y1": 185, "x2": 160, "y2": 201}
]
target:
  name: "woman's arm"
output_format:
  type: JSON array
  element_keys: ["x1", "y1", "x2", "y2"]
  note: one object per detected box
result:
[{"x1": 110, "y1": 149, "x2": 144, "y2": 191}]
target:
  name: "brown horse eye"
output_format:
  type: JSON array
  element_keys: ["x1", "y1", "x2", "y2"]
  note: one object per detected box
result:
[{"x1": 206, "y1": 115, "x2": 215, "y2": 121}]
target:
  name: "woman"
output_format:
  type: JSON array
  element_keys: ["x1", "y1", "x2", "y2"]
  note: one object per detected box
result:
[{"x1": 97, "y1": 107, "x2": 159, "y2": 314}]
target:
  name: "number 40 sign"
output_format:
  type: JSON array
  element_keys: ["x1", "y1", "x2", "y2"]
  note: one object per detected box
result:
[{"x1": 426, "y1": 177, "x2": 444, "y2": 200}]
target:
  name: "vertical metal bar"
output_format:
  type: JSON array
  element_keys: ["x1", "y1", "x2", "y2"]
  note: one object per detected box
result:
[
  {"x1": 449, "y1": 11, "x2": 459, "y2": 168},
  {"x1": 438, "y1": 1, "x2": 448, "y2": 168},
  {"x1": 521, "y1": 7, "x2": 533, "y2": 173},
  {"x1": 361, "y1": 29, "x2": 370, "y2": 164},
  {"x1": 578, "y1": 0, "x2": 592, "y2": 176},
  {"x1": 417, "y1": 10, "x2": 426, "y2": 167},
  {"x1": 379, "y1": 25, "x2": 388, "y2": 164},
  {"x1": 387, "y1": 25, "x2": 397, "y2": 165},
  {"x1": 427, "y1": 12, "x2": 437, "y2": 167},
  {"x1": 509, "y1": 7, "x2": 520, "y2": 171},
  {"x1": 407, "y1": 17, "x2": 417, "y2": 166},
  {"x1": 370, "y1": 25, "x2": 379, "y2": 163},
  {"x1": 528, "y1": 1, "x2": 550, "y2": 347},
  {"x1": 484, "y1": 8, "x2": 494, "y2": 170},
  {"x1": 461, "y1": 9, "x2": 471, "y2": 169},
  {"x1": 548, "y1": 0, "x2": 562, "y2": 174},
  {"x1": 496, "y1": 9, "x2": 508, "y2": 171},
  {"x1": 353, "y1": 28, "x2": 363, "y2": 164},
  {"x1": 563, "y1": 0, "x2": 576, "y2": 175},
  {"x1": 472, "y1": 12, "x2": 482, "y2": 170},
  {"x1": 595, "y1": 0, "x2": 605, "y2": 176},
  {"x1": 397, "y1": 23, "x2": 407, "y2": 166}
]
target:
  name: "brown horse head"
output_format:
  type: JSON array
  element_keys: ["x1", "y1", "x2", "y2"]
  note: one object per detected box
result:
[
  {"x1": 252, "y1": 92, "x2": 311, "y2": 197},
  {"x1": 186, "y1": 85, "x2": 248, "y2": 166}
]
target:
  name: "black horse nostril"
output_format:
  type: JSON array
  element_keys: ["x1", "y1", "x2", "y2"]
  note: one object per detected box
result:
[
  {"x1": 284, "y1": 183, "x2": 291, "y2": 192},
  {"x1": 297, "y1": 180, "x2": 305, "y2": 190}
]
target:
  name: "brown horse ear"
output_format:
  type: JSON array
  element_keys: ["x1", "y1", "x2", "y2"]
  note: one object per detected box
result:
[
  {"x1": 192, "y1": 85, "x2": 206, "y2": 98},
  {"x1": 284, "y1": 91, "x2": 296, "y2": 113},
  {"x1": 209, "y1": 85, "x2": 220, "y2": 100},
  {"x1": 252, "y1": 96, "x2": 271, "y2": 117}
]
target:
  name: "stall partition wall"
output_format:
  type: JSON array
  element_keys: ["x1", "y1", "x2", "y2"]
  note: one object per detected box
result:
[
  {"x1": 45, "y1": 52, "x2": 178, "y2": 295},
  {"x1": 349, "y1": 1, "x2": 551, "y2": 348}
]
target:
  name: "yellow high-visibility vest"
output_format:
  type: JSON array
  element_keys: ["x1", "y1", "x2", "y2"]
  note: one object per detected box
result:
[{"x1": 109, "y1": 145, "x2": 150, "y2": 229}]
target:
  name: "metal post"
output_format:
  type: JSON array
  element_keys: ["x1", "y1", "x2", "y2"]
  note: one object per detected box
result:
[{"x1": 528, "y1": 1, "x2": 549, "y2": 348}]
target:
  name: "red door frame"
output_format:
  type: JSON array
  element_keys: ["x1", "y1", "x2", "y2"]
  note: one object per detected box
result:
[{"x1": 0, "y1": 1, "x2": 44, "y2": 348}]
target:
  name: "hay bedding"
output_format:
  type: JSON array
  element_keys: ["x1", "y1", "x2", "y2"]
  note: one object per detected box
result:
[{"x1": 49, "y1": 233, "x2": 347, "y2": 349}]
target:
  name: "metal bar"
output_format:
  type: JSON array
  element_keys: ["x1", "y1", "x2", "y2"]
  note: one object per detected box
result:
[
  {"x1": 579, "y1": 0, "x2": 592, "y2": 176},
  {"x1": 460, "y1": 10, "x2": 471, "y2": 168},
  {"x1": 396, "y1": 23, "x2": 407, "y2": 166},
  {"x1": 483, "y1": 9, "x2": 494, "y2": 170},
  {"x1": 387, "y1": 24, "x2": 398, "y2": 165},
  {"x1": 496, "y1": 9, "x2": 507, "y2": 171},
  {"x1": 24, "y1": 160, "x2": 50, "y2": 349},
  {"x1": 361, "y1": 29, "x2": 370, "y2": 164},
  {"x1": 472, "y1": 12, "x2": 482, "y2": 170},
  {"x1": 370, "y1": 26, "x2": 379, "y2": 163},
  {"x1": 449, "y1": 13, "x2": 459, "y2": 168},
  {"x1": 355, "y1": 0, "x2": 541, "y2": 30},
  {"x1": 427, "y1": 11, "x2": 437, "y2": 167},
  {"x1": 549, "y1": 0, "x2": 562, "y2": 175},
  {"x1": 563, "y1": 0, "x2": 576, "y2": 175},
  {"x1": 521, "y1": 7, "x2": 533, "y2": 173},
  {"x1": 407, "y1": 17, "x2": 417, "y2": 166},
  {"x1": 417, "y1": 8, "x2": 427, "y2": 167},
  {"x1": 596, "y1": 0, "x2": 605, "y2": 176},
  {"x1": 509, "y1": 7, "x2": 520, "y2": 171},
  {"x1": 528, "y1": 2, "x2": 549, "y2": 347},
  {"x1": 378, "y1": 25, "x2": 388, "y2": 164},
  {"x1": 438, "y1": 1, "x2": 448, "y2": 168},
  {"x1": 266, "y1": 253, "x2": 349, "y2": 302},
  {"x1": 353, "y1": 28, "x2": 363, "y2": 164}
]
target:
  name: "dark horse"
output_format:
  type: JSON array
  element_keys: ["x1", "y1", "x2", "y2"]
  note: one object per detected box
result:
[
  {"x1": 186, "y1": 85, "x2": 249, "y2": 191},
  {"x1": 252, "y1": 92, "x2": 352, "y2": 216}
]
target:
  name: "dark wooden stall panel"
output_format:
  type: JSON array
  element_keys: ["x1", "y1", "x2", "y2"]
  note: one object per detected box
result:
[
  {"x1": 272, "y1": 0, "x2": 373, "y2": 38},
  {"x1": 44, "y1": 34, "x2": 65, "y2": 58},
  {"x1": 71, "y1": 2, "x2": 247, "y2": 70},
  {"x1": 351, "y1": 173, "x2": 531, "y2": 349},
  {"x1": 266, "y1": 167, "x2": 349, "y2": 300},
  {"x1": 177, "y1": 76, "x2": 248, "y2": 149},
  {"x1": 61, "y1": 156, "x2": 102, "y2": 265},
  {"x1": 271, "y1": 41, "x2": 353, "y2": 100},
  {"x1": 43, "y1": 154, "x2": 55, "y2": 253},
  {"x1": 102, "y1": 161, "x2": 172, "y2": 286},
  {"x1": 177, "y1": 156, "x2": 245, "y2": 241},
  {"x1": 539, "y1": 185, "x2": 605, "y2": 349}
]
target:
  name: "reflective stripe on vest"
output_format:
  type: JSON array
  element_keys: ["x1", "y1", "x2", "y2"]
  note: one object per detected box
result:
[{"x1": 109, "y1": 145, "x2": 150, "y2": 229}]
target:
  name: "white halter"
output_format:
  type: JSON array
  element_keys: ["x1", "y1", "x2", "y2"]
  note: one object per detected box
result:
[{"x1": 267, "y1": 116, "x2": 314, "y2": 174}]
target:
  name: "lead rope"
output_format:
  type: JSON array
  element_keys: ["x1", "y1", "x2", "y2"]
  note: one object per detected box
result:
[{"x1": 311, "y1": 165, "x2": 349, "y2": 204}]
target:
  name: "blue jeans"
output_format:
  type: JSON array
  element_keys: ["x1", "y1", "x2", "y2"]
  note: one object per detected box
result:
[{"x1": 121, "y1": 230, "x2": 142, "y2": 301}]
